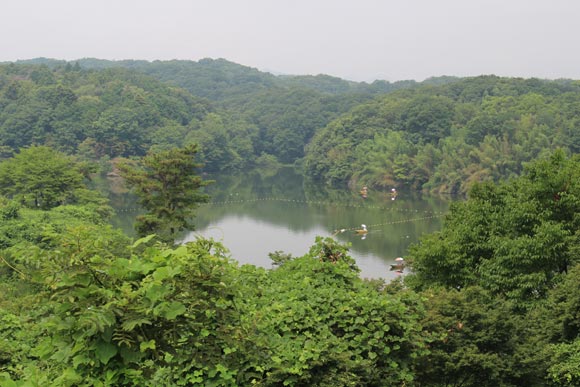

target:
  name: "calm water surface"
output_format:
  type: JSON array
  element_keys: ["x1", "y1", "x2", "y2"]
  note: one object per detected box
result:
[{"x1": 173, "y1": 168, "x2": 451, "y2": 281}]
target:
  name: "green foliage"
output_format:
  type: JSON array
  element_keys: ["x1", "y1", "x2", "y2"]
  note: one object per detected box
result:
[
  {"x1": 546, "y1": 340, "x2": 580, "y2": 387},
  {"x1": 117, "y1": 145, "x2": 212, "y2": 241},
  {"x1": 408, "y1": 151, "x2": 580, "y2": 309},
  {"x1": 0, "y1": 197, "x2": 20, "y2": 220},
  {"x1": 254, "y1": 153, "x2": 282, "y2": 170},
  {"x1": 0, "y1": 63, "x2": 212, "y2": 158},
  {"x1": 525, "y1": 264, "x2": 580, "y2": 380},
  {"x1": 414, "y1": 286, "x2": 524, "y2": 386},
  {"x1": 0, "y1": 146, "x2": 102, "y2": 210},
  {"x1": 247, "y1": 237, "x2": 427, "y2": 386},
  {"x1": 0, "y1": 306, "x2": 47, "y2": 386},
  {"x1": 5, "y1": 59, "x2": 580, "y2": 386},
  {"x1": 15, "y1": 58, "x2": 422, "y2": 167},
  {"x1": 268, "y1": 250, "x2": 293, "y2": 267},
  {"x1": 10, "y1": 60, "x2": 577, "y2": 181},
  {"x1": 227, "y1": 88, "x2": 369, "y2": 164},
  {"x1": 11, "y1": 237, "x2": 251, "y2": 386},
  {"x1": 305, "y1": 77, "x2": 580, "y2": 193},
  {"x1": 70, "y1": 57, "x2": 421, "y2": 101},
  {"x1": 1, "y1": 219, "x2": 431, "y2": 386},
  {"x1": 0, "y1": 199, "x2": 130, "y2": 384},
  {"x1": 185, "y1": 112, "x2": 258, "y2": 172}
]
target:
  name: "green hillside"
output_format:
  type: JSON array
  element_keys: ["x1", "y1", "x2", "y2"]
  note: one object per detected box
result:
[{"x1": 304, "y1": 75, "x2": 580, "y2": 194}]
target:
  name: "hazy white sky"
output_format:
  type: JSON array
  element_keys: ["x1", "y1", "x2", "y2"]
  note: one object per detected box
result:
[{"x1": 2, "y1": 0, "x2": 579, "y2": 81}]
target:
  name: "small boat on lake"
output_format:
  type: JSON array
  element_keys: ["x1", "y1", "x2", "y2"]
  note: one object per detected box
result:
[
  {"x1": 355, "y1": 224, "x2": 368, "y2": 234},
  {"x1": 360, "y1": 186, "x2": 368, "y2": 199},
  {"x1": 389, "y1": 257, "x2": 405, "y2": 271}
]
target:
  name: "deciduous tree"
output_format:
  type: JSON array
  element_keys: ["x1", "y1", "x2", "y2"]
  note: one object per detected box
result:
[
  {"x1": 0, "y1": 146, "x2": 85, "y2": 209},
  {"x1": 408, "y1": 151, "x2": 580, "y2": 308}
]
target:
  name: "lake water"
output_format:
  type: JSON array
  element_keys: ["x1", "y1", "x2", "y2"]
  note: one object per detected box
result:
[{"x1": 170, "y1": 167, "x2": 452, "y2": 281}]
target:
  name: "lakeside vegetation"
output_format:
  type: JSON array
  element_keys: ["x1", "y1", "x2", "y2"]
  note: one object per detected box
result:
[
  {"x1": 304, "y1": 76, "x2": 580, "y2": 193},
  {"x1": 1, "y1": 59, "x2": 580, "y2": 385}
]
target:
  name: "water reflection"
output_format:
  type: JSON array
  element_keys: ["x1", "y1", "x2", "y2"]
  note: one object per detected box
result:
[{"x1": 179, "y1": 167, "x2": 450, "y2": 280}]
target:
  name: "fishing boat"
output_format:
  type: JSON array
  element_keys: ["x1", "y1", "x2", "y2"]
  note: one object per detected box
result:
[
  {"x1": 389, "y1": 257, "x2": 405, "y2": 271},
  {"x1": 355, "y1": 224, "x2": 368, "y2": 234}
]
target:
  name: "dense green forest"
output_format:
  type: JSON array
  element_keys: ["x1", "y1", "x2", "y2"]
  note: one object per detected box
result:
[
  {"x1": 15, "y1": 57, "x2": 422, "y2": 101},
  {"x1": 0, "y1": 62, "x2": 256, "y2": 173},
  {"x1": 4, "y1": 59, "x2": 580, "y2": 194},
  {"x1": 0, "y1": 60, "x2": 372, "y2": 171},
  {"x1": 8, "y1": 58, "x2": 420, "y2": 167},
  {"x1": 304, "y1": 76, "x2": 580, "y2": 194},
  {"x1": 1, "y1": 59, "x2": 580, "y2": 385}
]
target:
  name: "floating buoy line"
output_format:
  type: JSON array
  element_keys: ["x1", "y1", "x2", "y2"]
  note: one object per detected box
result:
[
  {"x1": 204, "y1": 197, "x2": 446, "y2": 215},
  {"x1": 115, "y1": 197, "x2": 446, "y2": 215},
  {"x1": 332, "y1": 214, "x2": 445, "y2": 235},
  {"x1": 114, "y1": 196, "x2": 448, "y2": 231}
]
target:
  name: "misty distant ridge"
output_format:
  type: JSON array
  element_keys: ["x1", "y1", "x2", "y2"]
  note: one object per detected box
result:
[
  {"x1": 7, "y1": 57, "x2": 576, "y2": 103},
  {"x1": 12, "y1": 56, "x2": 462, "y2": 84},
  {"x1": 8, "y1": 57, "x2": 429, "y2": 98},
  {"x1": 11, "y1": 56, "x2": 573, "y2": 84}
]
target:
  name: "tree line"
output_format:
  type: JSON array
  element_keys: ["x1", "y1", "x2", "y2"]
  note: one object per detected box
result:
[
  {"x1": 304, "y1": 75, "x2": 580, "y2": 194},
  {"x1": 4, "y1": 61, "x2": 580, "y2": 195}
]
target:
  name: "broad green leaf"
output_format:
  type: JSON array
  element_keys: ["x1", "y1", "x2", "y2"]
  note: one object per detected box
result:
[
  {"x1": 122, "y1": 318, "x2": 152, "y2": 331},
  {"x1": 132, "y1": 234, "x2": 156, "y2": 248},
  {"x1": 164, "y1": 301, "x2": 186, "y2": 320},
  {"x1": 95, "y1": 341, "x2": 118, "y2": 365},
  {"x1": 140, "y1": 339, "x2": 156, "y2": 352}
]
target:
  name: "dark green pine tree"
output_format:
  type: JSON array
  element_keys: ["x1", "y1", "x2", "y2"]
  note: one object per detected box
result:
[{"x1": 118, "y1": 144, "x2": 212, "y2": 242}]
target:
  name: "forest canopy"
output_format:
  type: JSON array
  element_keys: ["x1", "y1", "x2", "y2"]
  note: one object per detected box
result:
[
  {"x1": 4, "y1": 60, "x2": 580, "y2": 194},
  {"x1": 304, "y1": 76, "x2": 580, "y2": 193}
]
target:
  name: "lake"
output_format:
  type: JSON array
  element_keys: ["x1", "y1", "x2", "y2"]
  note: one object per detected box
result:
[
  {"x1": 189, "y1": 168, "x2": 450, "y2": 280},
  {"x1": 110, "y1": 167, "x2": 451, "y2": 280}
]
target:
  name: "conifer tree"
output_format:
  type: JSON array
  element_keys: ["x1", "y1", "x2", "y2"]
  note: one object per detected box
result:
[{"x1": 118, "y1": 144, "x2": 212, "y2": 242}]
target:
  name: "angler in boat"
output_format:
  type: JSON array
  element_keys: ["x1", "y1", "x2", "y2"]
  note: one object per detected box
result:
[
  {"x1": 390, "y1": 257, "x2": 405, "y2": 271},
  {"x1": 355, "y1": 224, "x2": 368, "y2": 234},
  {"x1": 360, "y1": 186, "x2": 368, "y2": 199}
]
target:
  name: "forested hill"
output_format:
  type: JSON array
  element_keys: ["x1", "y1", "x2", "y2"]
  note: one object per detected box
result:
[
  {"x1": 14, "y1": 57, "x2": 433, "y2": 101},
  {"x1": 0, "y1": 63, "x2": 222, "y2": 160},
  {"x1": 4, "y1": 59, "x2": 580, "y2": 192},
  {"x1": 4, "y1": 58, "x2": 434, "y2": 168},
  {"x1": 304, "y1": 75, "x2": 580, "y2": 194},
  {"x1": 0, "y1": 61, "x2": 383, "y2": 169}
]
